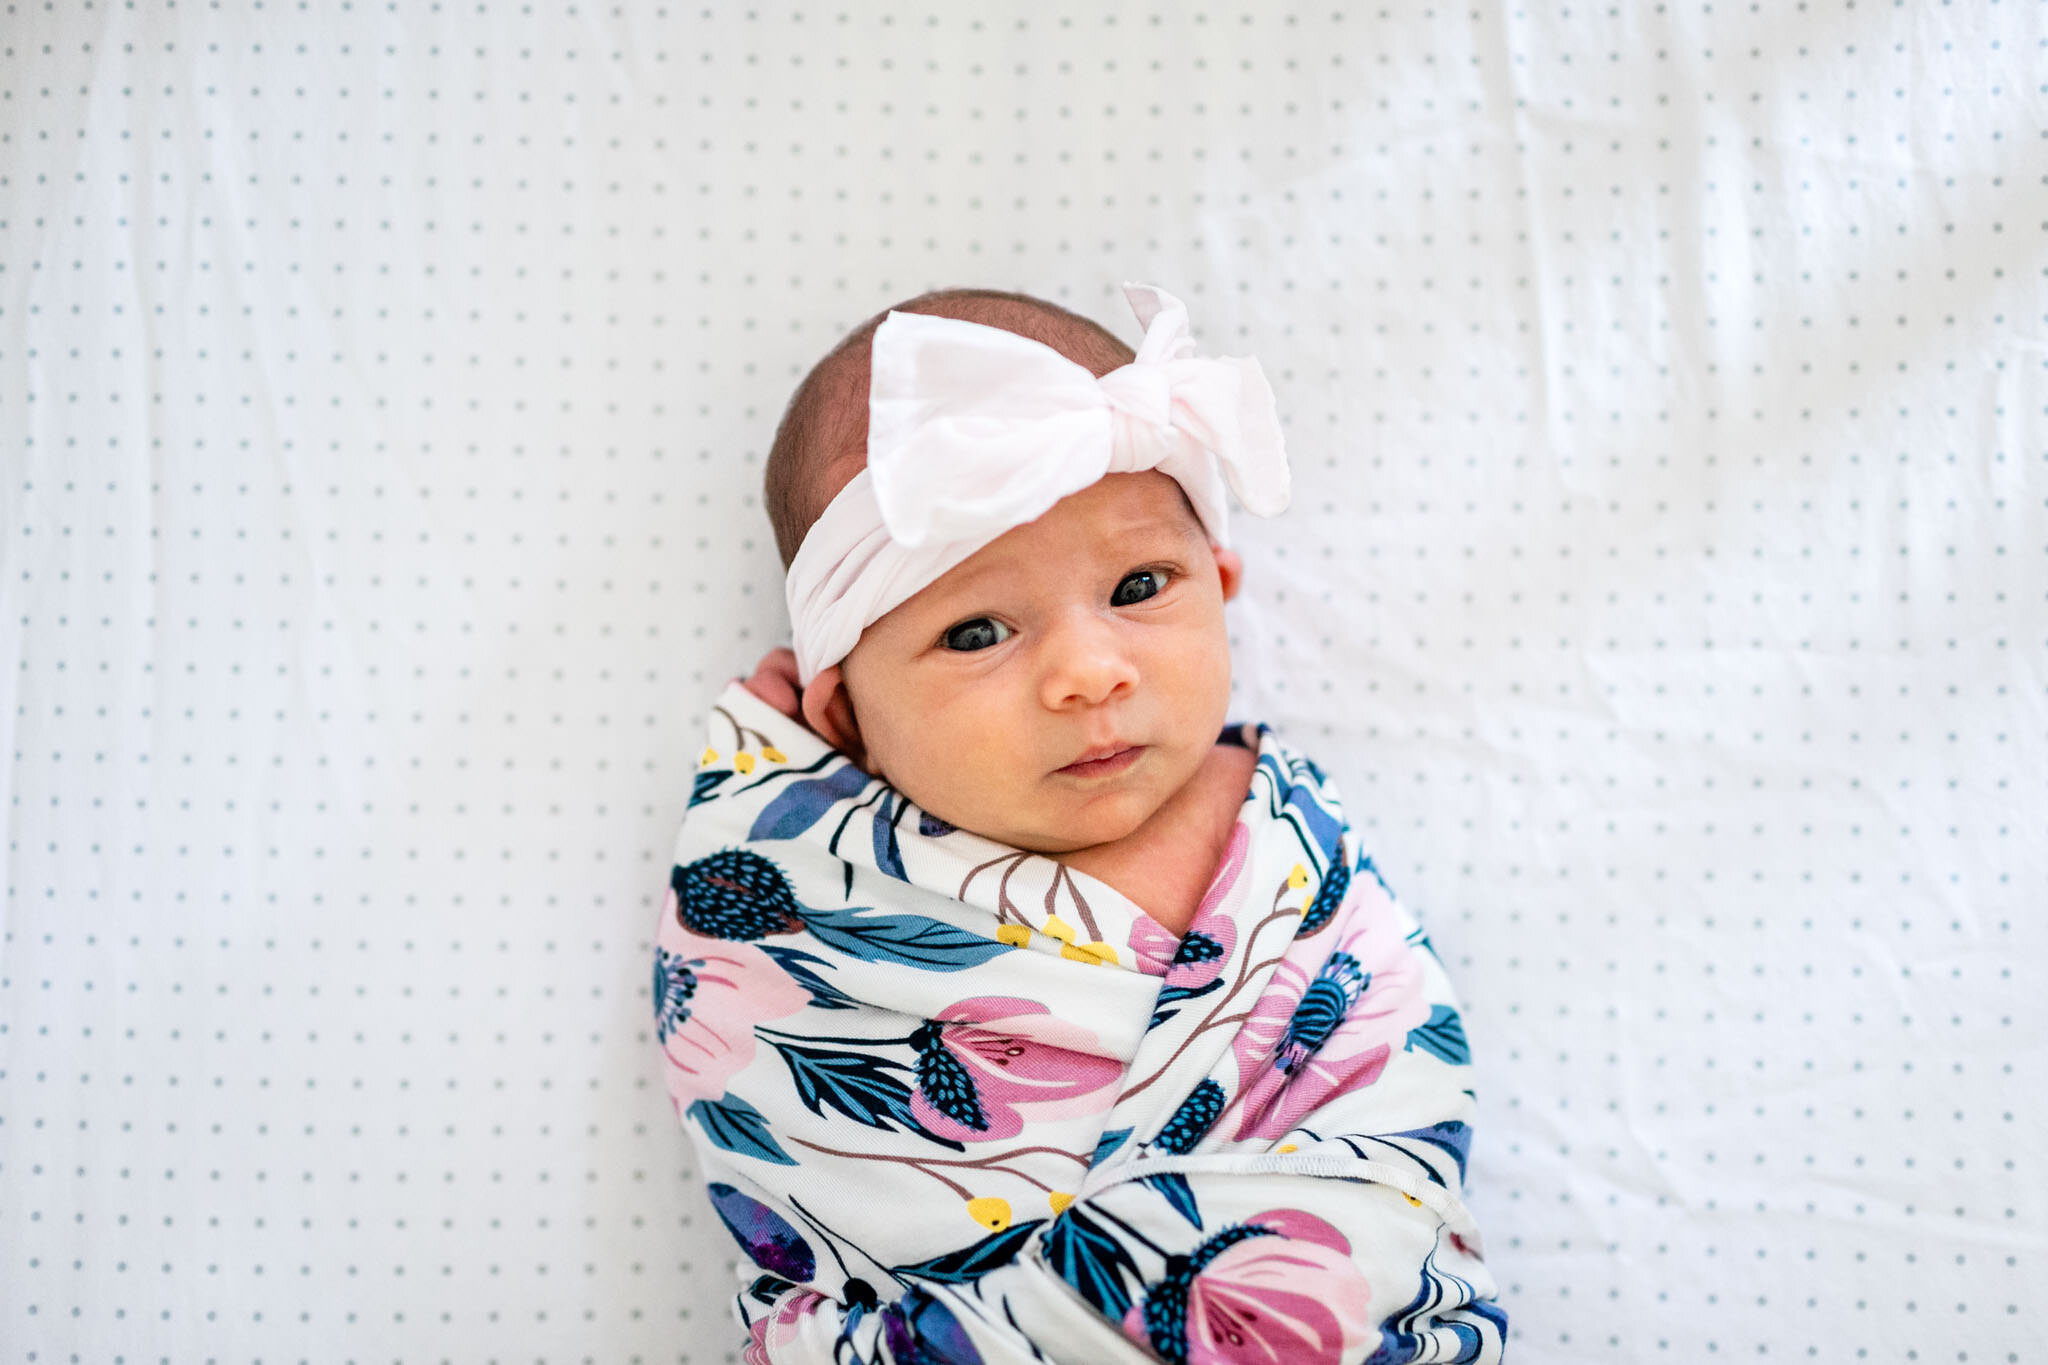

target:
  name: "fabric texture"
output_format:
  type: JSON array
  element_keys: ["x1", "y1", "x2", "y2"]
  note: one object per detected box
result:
[
  {"x1": 658, "y1": 683, "x2": 1505, "y2": 1364},
  {"x1": 784, "y1": 282, "x2": 1289, "y2": 683}
]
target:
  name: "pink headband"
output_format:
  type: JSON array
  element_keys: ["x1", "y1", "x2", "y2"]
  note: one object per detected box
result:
[{"x1": 783, "y1": 282, "x2": 1291, "y2": 685}]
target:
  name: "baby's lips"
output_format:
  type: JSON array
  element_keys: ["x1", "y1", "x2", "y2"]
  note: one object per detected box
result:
[{"x1": 1055, "y1": 740, "x2": 1141, "y2": 773}]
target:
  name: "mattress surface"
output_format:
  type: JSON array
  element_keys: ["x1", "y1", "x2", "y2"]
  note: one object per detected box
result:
[{"x1": 1, "y1": 3, "x2": 2042, "y2": 1360}]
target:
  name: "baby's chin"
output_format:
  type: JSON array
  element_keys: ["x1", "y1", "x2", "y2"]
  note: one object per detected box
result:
[
  {"x1": 1002, "y1": 815, "x2": 1146, "y2": 856},
  {"x1": 934, "y1": 786, "x2": 1165, "y2": 857}
]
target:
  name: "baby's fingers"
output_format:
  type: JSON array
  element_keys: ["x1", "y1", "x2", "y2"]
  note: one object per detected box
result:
[{"x1": 741, "y1": 647, "x2": 804, "y2": 719}]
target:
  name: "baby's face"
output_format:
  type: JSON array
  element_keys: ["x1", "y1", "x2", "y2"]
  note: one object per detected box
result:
[{"x1": 838, "y1": 471, "x2": 1238, "y2": 855}]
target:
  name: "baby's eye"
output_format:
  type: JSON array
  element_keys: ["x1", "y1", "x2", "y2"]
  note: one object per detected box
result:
[
  {"x1": 942, "y1": 617, "x2": 1012, "y2": 652},
  {"x1": 1111, "y1": 570, "x2": 1166, "y2": 607}
]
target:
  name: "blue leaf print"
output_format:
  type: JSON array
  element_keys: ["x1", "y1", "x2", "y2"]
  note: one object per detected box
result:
[
  {"x1": 917, "y1": 811, "x2": 955, "y2": 837},
  {"x1": 1405, "y1": 1003, "x2": 1471, "y2": 1067},
  {"x1": 1090, "y1": 1126, "x2": 1132, "y2": 1167},
  {"x1": 771, "y1": 1041, "x2": 931, "y2": 1137},
  {"x1": 747, "y1": 761, "x2": 872, "y2": 842},
  {"x1": 1041, "y1": 1205, "x2": 1142, "y2": 1321},
  {"x1": 803, "y1": 907, "x2": 1016, "y2": 972},
  {"x1": 755, "y1": 942, "x2": 858, "y2": 1012},
  {"x1": 880, "y1": 1285, "x2": 986, "y2": 1365},
  {"x1": 1142, "y1": 1172, "x2": 1202, "y2": 1228},
  {"x1": 873, "y1": 790, "x2": 909, "y2": 882},
  {"x1": 1148, "y1": 976, "x2": 1222, "y2": 1030},
  {"x1": 1383, "y1": 1119, "x2": 1473, "y2": 1185},
  {"x1": 892, "y1": 1219, "x2": 1046, "y2": 1284},
  {"x1": 707, "y1": 1182, "x2": 816, "y2": 1282},
  {"x1": 1284, "y1": 780, "x2": 1344, "y2": 861},
  {"x1": 690, "y1": 768, "x2": 733, "y2": 807},
  {"x1": 687, "y1": 1094, "x2": 797, "y2": 1167}
]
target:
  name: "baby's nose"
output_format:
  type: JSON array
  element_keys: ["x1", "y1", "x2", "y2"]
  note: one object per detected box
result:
[{"x1": 1039, "y1": 616, "x2": 1139, "y2": 709}]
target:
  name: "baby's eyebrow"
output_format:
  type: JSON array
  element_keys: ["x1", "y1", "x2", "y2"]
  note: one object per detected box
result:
[
  {"x1": 921, "y1": 513, "x2": 1204, "y2": 600},
  {"x1": 1100, "y1": 512, "x2": 1208, "y2": 547}
]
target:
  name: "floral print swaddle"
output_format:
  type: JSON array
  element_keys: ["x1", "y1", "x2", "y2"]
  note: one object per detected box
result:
[{"x1": 658, "y1": 681, "x2": 1507, "y2": 1364}]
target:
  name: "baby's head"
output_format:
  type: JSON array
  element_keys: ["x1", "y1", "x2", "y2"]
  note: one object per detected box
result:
[{"x1": 765, "y1": 287, "x2": 1272, "y2": 856}]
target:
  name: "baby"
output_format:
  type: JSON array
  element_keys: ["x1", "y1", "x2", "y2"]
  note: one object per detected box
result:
[{"x1": 661, "y1": 284, "x2": 1505, "y2": 1365}]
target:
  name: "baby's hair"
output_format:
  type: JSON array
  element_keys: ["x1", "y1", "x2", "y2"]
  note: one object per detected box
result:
[{"x1": 764, "y1": 287, "x2": 1138, "y2": 567}]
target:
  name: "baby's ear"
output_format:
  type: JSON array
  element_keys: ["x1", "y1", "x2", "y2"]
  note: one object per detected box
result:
[
  {"x1": 1211, "y1": 544, "x2": 1244, "y2": 603},
  {"x1": 800, "y1": 665, "x2": 869, "y2": 770}
]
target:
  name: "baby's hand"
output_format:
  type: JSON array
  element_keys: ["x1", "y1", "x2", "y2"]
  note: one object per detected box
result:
[{"x1": 739, "y1": 647, "x2": 804, "y2": 721}]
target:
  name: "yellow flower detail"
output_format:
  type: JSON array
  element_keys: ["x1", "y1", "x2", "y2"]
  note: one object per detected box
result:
[
  {"x1": 1401, "y1": 1192, "x2": 1425, "y2": 1208},
  {"x1": 1276, "y1": 1143, "x2": 1299, "y2": 1155},
  {"x1": 734, "y1": 751, "x2": 757, "y2": 774},
  {"x1": 1041, "y1": 915, "x2": 1076, "y2": 944},
  {"x1": 1048, "y1": 1191, "x2": 1075, "y2": 1215},
  {"x1": 700, "y1": 747, "x2": 720, "y2": 767},
  {"x1": 1287, "y1": 863, "x2": 1311, "y2": 891},
  {"x1": 761, "y1": 745, "x2": 787, "y2": 764},
  {"x1": 1061, "y1": 940, "x2": 1117, "y2": 966},
  {"x1": 995, "y1": 924, "x2": 1032, "y2": 948},
  {"x1": 965, "y1": 1196, "x2": 1012, "y2": 1231}
]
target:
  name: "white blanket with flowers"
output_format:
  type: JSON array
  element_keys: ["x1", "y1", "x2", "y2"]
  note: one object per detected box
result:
[{"x1": 658, "y1": 681, "x2": 1505, "y2": 1365}]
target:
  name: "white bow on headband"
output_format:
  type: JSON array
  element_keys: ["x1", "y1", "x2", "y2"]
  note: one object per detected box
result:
[{"x1": 784, "y1": 282, "x2": 1290, "y2": 685}]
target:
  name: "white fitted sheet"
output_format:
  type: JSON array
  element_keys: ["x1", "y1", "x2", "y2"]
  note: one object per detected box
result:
[{"x1": 2, "y1": 3, "x2": 2042, "y2": 1361}]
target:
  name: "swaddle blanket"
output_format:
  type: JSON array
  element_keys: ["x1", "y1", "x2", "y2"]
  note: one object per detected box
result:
[{"x1": 659, "y1": 682, "x2": 1507, "y2": 1364}]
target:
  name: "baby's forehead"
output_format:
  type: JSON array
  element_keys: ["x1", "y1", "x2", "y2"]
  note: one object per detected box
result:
[{"x1": 923, "y1": 472, "x2": 1206, "y2": 587}]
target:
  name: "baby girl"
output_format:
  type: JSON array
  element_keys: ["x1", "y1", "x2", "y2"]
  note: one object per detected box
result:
[{"x1": 659, "y1": 284, "x2": 1506, "y2": 1364}]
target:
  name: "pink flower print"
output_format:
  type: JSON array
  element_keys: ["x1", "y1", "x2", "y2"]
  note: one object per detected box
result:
[
  {"x1": 1126, "y1": 914, "x2": 1180, "y2": 977},
  {"x1": 655, "y1": 899, "x2": 811, "y2": 1109},
  {"x1": 1123, "y1": 1208, "x2": 1373, "y2": 1365},
  {"x1": 1126, "y1": 823, "x2": 1247, "y2": 988},
  {"x1": 910, "y1": 996, "x2": 1123, "y2": 1143},
  {"x1": 1229, "y1": 877, "x2": 1431, "y2": 1142},
  {"x1": 744, "y1": 1289, "x2": 829, "y2": 1365}
]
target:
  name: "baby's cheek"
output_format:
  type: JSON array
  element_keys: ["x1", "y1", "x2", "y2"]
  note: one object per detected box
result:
[
  {"x1": 1159, "y1": 634, "x2": 1233, "y2": 720},
  {"x1": 886, "y1": 726, "x2": 996, "y2": 817}
]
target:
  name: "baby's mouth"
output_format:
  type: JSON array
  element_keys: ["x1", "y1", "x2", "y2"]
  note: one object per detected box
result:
[{"x1": 1055, "y1": 743, "x2": 1144, "y2": 778}]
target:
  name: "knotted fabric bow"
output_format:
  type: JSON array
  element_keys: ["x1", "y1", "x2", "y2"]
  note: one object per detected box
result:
[{"x1": 784, "y1": 282, "x2": 1290, "y2": 684}]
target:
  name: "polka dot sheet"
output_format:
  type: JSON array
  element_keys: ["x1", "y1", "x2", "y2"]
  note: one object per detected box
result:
[{"x1": 3, "y1": 3, "x2": 2042, "y2": 1361}]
